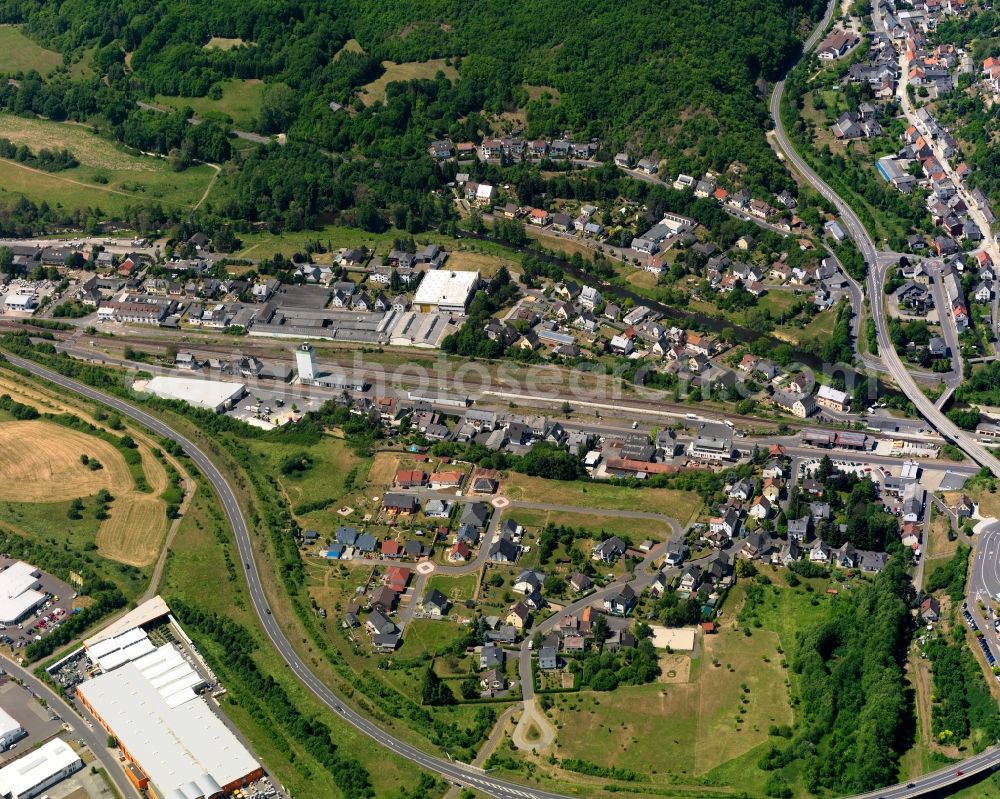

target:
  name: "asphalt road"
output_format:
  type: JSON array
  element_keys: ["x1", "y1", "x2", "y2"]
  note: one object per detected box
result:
[
  {"x1": 4, "y1": 354, "x2": 573, "y2": 799},
  {"x1": 0, "y1": 656, "x2": 141, "y2": 799},
  {"x1": 769, "y1": 1, "x2": 1000, "y2": 794}
]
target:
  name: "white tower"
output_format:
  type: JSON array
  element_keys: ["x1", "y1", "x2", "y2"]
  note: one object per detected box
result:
[{"x1": 295, "y1": 343, "x2": 317, "y2": 383}]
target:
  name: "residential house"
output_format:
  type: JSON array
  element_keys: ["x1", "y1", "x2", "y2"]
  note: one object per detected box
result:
[
  {"x1": 423, "y1": 589, "x2": 450, "y2": 618},
  {"x1": 366, "y1": 611, "x2": 396, "y2": 637},
  {"x1": 604, "y1": 584, "x2": 637, "y2": 616},
  {"x1": 787, "y1": 516, "x2": 812, "y2": 542},
  {"x1": 591, "y1": 536, "x2": 627, "y2": 563},
  {"x1": 506, "y1": 602, "x2": 531, "y2": 630},
  {"x1": 679, "y1": 566, "x2": 702, "y2": 592},
  {"x1": 539, "y1": 647, "x2": 559, "y2": 670},
  {"x1": 480, "y1": 643, "x2": 505, "y2": 669}
]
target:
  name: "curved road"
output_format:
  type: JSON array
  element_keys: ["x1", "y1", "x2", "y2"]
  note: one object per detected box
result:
[
  {"x1": 4, "y1": 7, "x2": 999, "y2": 799},
  {"x1": 768, "y1": 2, "x2": 1000, "y2": 796},
  {"x1": 2, "y1": 354, "x2": 568, "y2": 799},
  {"x1": 769, "y1": 19, "x2": 1000, "y2": 473}
]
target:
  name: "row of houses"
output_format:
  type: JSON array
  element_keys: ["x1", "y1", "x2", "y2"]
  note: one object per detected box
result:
[{"x1": 430, "y1": 136, "x2": 600, "y2": 163}]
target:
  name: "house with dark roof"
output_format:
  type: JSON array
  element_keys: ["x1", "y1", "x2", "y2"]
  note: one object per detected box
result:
[
  {"x1": 460, "y1": 502, "x2": 491, "y2": 529},
  {"x1": 423, "y1": 589, "x2": 450, "y2": 618},
  {"x1": 591, "y1": 536, "x2": 627, "y2": 563},
  {"x1": 480, "y1": 643, "x2": 505, "y2": 669},
  {"x1": 383, "y1": 492, "x2": 418, "y2": 515},
  {"x1": 489, "y1": 538, "x2": 520, "y2": 563},
  {"x1": 603, "y1": 584, "x2": 637, "y2": 616},
  {"x1": 366, "y1": 610, "x2": 396, "y2": 636}
]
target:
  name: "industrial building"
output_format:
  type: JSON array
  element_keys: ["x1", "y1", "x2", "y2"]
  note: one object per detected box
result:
[
  {"x1": 0, "y1": 708, "x2": 23, "y2": 751},
  {"x1": 0, "y1": 738, "x2": 81, "y2": 799},
  {"x1": 78, "y1": 642, "x2": 262, "y2": 799},
  {"x1": 0, "y1": 562, "x2": 46, "y2": 626},
  {"x1": 389, "y1": 311, "x2": 460, "y2": 348},
  {"x1": 250, "y1": 305, "x2": 395, "y2": 343},
  {"x1": 138, "y1": 376, "x2": 246, "y2": 413},
  {"x1": 412, "y1": 270, "x2": 479, "y2": 314}
]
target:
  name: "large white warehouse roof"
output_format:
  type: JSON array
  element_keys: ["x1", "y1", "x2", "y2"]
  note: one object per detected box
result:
[
  {"x1": 78, "y1": 649, "x2": 259, "y2": 797},
  {"x1": 413, "y1": 270, "x2": 479, "y2": 311},
  {"x1": 138, "y1": 376, "x2": 245, "y2": 413},
  {"x1": 0, "y1": 738, "x2": 81, "y2": 799}
]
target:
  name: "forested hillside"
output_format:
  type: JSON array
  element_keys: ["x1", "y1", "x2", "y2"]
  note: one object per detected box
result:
[{"x1": 0, "y1": 0, "x2": 824, "y2": 233}]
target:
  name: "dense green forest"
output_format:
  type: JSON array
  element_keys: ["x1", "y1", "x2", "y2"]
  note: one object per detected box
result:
[
  {"x1": 761, "y1": 558, "x2": 915, "y2": 794},
  {"x1": 0, "y1": 0, "x2": 824, "y2": 232}
]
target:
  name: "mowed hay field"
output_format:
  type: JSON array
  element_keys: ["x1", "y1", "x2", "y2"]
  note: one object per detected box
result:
[
  {"x1": 359, "y1": 59, "x2": 458, "y2": 106},
  {"x1": 0, "y1": 419, "x2": 168, "y2": 567},
  {"x1": 504, "y1": 474, "x2": 702, "y2": 527},
  {"x1": 0, "y1": 26, "x2": 62, "y2": 75},
  {"x1": 0, "y1": 114, "x2": 216, "y2": 214},
  {"x1": 96, "y1": 494, "x2": 167, "y2": 567},
  {"x1": 0, "y1": 420, "x2": 133, "y2": 501}
]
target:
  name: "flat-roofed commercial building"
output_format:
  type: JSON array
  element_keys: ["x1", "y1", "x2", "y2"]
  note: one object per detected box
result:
[
  {"x1": 0, "y1": 707, "x2": 23, "y2": 750},
  {"x1": 0, "y1": 738, "x2": 81, "y2": 799},
  {"x1": 138, "y1": 376, "x2": 246, "y2": 413},
  {"x1": 0, "y1": 562, "x2": 46, "y2": 626},
  {"x1": 78, "y1": 644, "x2": 262, "y2": 799},
  {"x1": 413, "y1": 270, "x2": 479, "y2": 314}
]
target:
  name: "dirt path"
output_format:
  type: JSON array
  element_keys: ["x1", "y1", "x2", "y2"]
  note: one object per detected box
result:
[
  {"x1": 141, "y1": 476, "x2": 196, "y2": 601},
  {"x1": 511, "y1": 698, "x2": 556, "y2": 752},
  {"x1": 443, "y1": 704, "x2": 518, "y2": 799},
  {"x1": 0, "y1": 157, "x2": 134, "y2": 196},
  {"x1": 191, "y1": 162, "x2": 220, "y2": 213}
]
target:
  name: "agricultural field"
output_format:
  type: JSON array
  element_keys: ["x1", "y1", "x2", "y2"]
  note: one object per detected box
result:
[
  {"x1": 0, "y1": 420, "x2": 133, "y2": 501},
  {"x1": 0, "y1": 419, "x2": 169, "y2": 570},
  {"x1": 0, "y1": 26, "x2": 62, "y2": 75},
  {"x1": 359, "y1": 59, "x2": 459, "y2": 106},
  {"x1": 0, "y1": 114, "x2": 216, "y2": 214},
  {"x1": 155, "y1": 79, "x2": 264, "y2": 129}
]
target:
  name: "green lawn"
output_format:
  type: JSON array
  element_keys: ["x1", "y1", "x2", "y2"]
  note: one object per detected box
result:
[
  {"x1": 396, "y1": 618, "x2": 469, "y2": 658},
  {"x1": 0, "y1": 114, "x2": 216, "y2": 214},
  {"x1": 253, "y1": 437, "x2": 367, "y2": 538},
  {"x1": 497, "y1": 578, "x2": 835, "y2": 796},
  {"x1": 0, "y1": 26, "x2": 62, "y2": 74},
  {"x1": 426, "y1": 573, "x2": 478, "y2": 604},
  {"x1": 503, "y1": 475, "x2": 701, "y2": 527},
  {"x1": 156, "y1": 79, "x2": 265, "y2": 129},
  {"x1": 505, "y1": 507, "x2": 675, "y2": 545},
  {"x1": 544, "y1": 626, "x2": 791, "y2": 790}
]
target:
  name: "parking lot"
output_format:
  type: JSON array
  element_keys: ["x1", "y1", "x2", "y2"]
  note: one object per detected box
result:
[
  {"x1": 0, "y1": 556, "x2": 77, "y2": 656},
  {"x1": 227, "y1": 386, "x2": 323, "y2": 429},
  {"x1": 0, "y1": 678, "x2": 64, "y2": 765}
]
